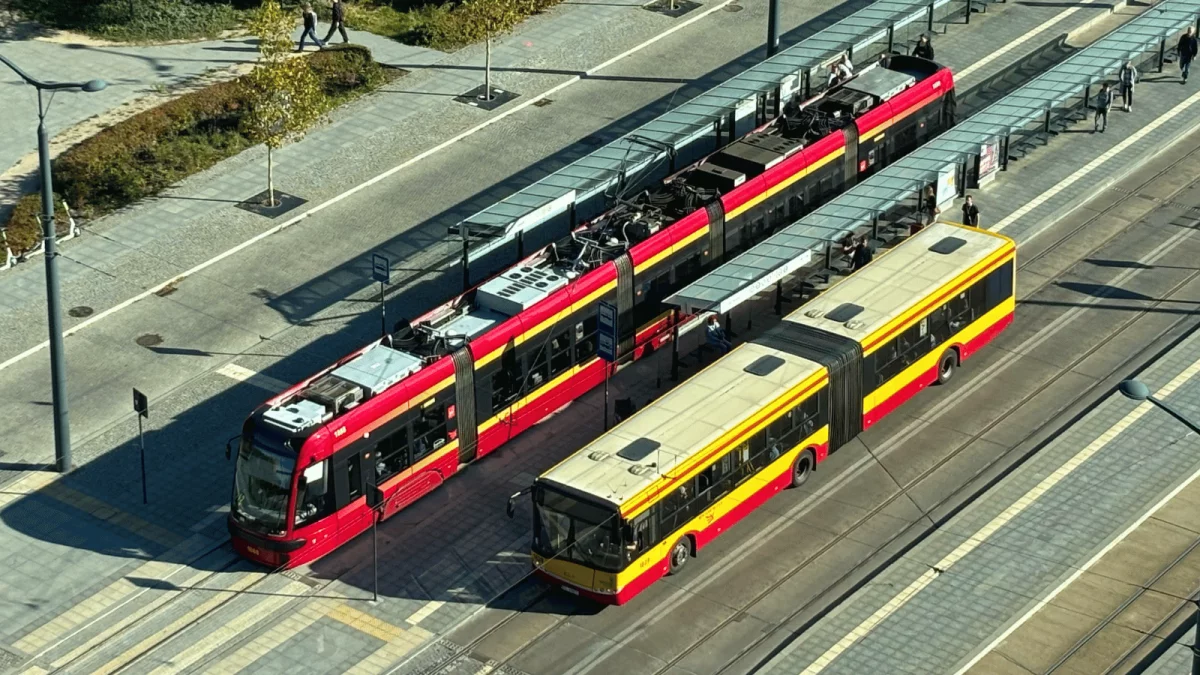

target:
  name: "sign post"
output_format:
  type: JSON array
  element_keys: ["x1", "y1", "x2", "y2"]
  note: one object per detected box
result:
[
  {"x1": 371, "y1": 253, "x2": 390, "y2": 339},
  {"x1": 597, "y1": 301, "x2": 618, "y2": 431},
  {"x1": 132, "y1": 388, "x2": 149, "y2": 504},
  {"x1": 365, "y1": 473, "x2": 384, "y2": 603}
]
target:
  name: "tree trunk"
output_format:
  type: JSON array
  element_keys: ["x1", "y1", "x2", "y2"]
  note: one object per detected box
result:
[
  {"x1": 267, "y1": 146, "x2": 276, "y2": 208},
  {"x1": 485, "y1": 35, "x2": 492, "y2": 102}
]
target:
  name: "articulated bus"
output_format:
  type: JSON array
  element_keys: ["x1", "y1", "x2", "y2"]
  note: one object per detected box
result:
[
  {"x1": 528, "y1": 222, "x2": 1016, "y2": 604},
  {"x1": 228, "y1": 57, "x2": 957, "y2": 568}
]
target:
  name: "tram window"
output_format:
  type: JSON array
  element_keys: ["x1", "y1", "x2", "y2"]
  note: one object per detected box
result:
[
  {"x1": 346, "y1": 453, "x2": 363, "y2": 502},
  {"x1": 788, "y1": 194, "x2": 804, "y2": 218},
  {"x1": 411, "y1": 403, "x2": 447, "y2": 461},
  {"x1": 492, "y1": 349, "x2": 521, "y2": 413},
  {"x1": 295, "y1": 460, "x2": 334, "y2": 526},
  {"x1": 634, "y1": 273, "x2": 671, "y2": 325},
  {"x1": 674, "y1": 254, "x2": 702, "y2": 287},
  {"x1": 375, "y1": 427, "x2": 410, "y2": 479},
  {"x1": 575, "y1": 316, "x2": 598, "y2": 364},
  {"x1": 549, "y1": 330, "x2": 572, "y2": 378},
  {"x1": 525, "y1": 347, "x2": 550, "y2": 391}
]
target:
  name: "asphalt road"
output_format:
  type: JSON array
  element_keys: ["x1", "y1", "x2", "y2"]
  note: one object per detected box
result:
[{"x1": 425, "y1": 122, "x2": 1200, "y2": 675}]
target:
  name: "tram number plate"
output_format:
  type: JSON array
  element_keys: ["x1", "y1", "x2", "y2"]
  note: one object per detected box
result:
[
  {"x1": 247, "y1": 546, "x2": 260, "y2": 556},
  {"x1": 562, "y1": 585, "x2": 579, "y2": 596}
]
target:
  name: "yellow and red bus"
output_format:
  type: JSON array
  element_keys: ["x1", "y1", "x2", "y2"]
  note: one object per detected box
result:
[{"x1": 526, "y1": 221, "x2": 1015, "y2": 604}]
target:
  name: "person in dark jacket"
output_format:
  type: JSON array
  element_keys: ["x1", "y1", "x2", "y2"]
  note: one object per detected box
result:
[
  {"x1": 298, "y1": 4, "x2": 325, "y2": 52},
  {"x1": 1179, "y1": 27, "x2": 1198, "y2": 83},
  {"x1": 961, "y1": 195, "x2": 980, "y2": 227},
  {"x1": 324, "y1": 0, "x2": 350, "y2": 44},
  {"x1": 851, "y1": 237, "x2": 874, "y2": 270},
  {"x1": 1094, "y1": 83, "x2": 1112, "y2": 133},
  {"x1": 913, "y1": 34, "x2": 935, "y2": 60}
]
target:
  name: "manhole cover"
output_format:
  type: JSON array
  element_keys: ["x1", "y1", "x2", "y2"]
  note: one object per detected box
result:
[
  {"x1": 724, "y1": 3, "x2": 743, "y2": 10},
  {"x1": 136, "y1": 333, "x2": 163, "y2": 348},
  {"x1": 68, "y1": 305, "x2": 94, "y2": 318}
]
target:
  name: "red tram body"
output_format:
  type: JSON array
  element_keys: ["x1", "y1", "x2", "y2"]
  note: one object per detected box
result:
[{"x1": 228, "y1": 57, "x2": 956, "y2": 568}]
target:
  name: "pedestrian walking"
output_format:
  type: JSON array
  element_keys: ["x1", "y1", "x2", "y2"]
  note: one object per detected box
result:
[
  {"x1": 324, "y1": 0, "x2": 350, "y2": 44},
  {"x1": 1179, "y1": 27, "x2": 1198, "y2": 83},
  {"x1": 1118, "y1": 60, "x2": 1138, "y2": 111},
  {"x1": 961, "y1": 195, "x2": 980, "y2": 227},
  {"x1": 706, "y1": 315, "x2": 732, "y2": 354},
  {"x1": 913, "y1": 34, "x2": 935, "y2": 60},
  {"x1": 298, "y1": 3, "x2": 325, "y2": 52},
  {"x1": 1093, "y1": 82, "x2": 1112, "y2": 133},
  {"x1": 922, "y1": 185, "x2": 940, "y2": 224}
]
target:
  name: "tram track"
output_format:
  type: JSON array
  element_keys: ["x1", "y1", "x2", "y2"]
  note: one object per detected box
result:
[{"x1": 402, "y1": 130, "x2": 1200, "y2": 675}]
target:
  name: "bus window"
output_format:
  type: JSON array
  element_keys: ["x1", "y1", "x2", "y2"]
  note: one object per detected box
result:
[{"x1": 295, "y1": 460, "x2": 334, "y2": 527}]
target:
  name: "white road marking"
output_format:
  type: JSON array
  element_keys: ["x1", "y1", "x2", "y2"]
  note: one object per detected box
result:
[
  {"x1": 0, "y1": 0, "x2": 736, "y2": 377},
  {"x1": 405, "y1": 600, "x2": 445, "y2": 625},
  {"x1": 994, "y1": 89, "x2": 1200, "y2": 233},
  {"x1": 215, "y1": 363, "x2": 289, "y2": 393},
  {"x1": 562, "y1": 168, "x2": 1199, "y2": 675},
  {"x1": 955, "y1": 0, "x2": 1105, "y2": 82},
  {"x1": 791, "y1": 358, "x2": 1200, "y2": 673}
]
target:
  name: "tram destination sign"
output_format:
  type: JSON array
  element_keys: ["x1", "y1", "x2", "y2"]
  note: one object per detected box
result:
[{"x1": 597, "y1": 301, "x2": 618, "y2": 363}]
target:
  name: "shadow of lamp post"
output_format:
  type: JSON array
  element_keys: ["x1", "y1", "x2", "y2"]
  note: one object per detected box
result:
[
  {"x1": 0, "y1": 54, "x2": 106, "y2": 473},
  {"x1": 1116, "y1": 378, "x2": 1200, "y2": 675}
]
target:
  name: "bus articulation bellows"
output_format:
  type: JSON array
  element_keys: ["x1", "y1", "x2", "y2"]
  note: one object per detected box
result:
[
  {"x1": 227, "y1": 57, "x2": 956, "y2": 569},
  {"x1": 528, "y1": 222, "x2": 1016, "y2": 604}
]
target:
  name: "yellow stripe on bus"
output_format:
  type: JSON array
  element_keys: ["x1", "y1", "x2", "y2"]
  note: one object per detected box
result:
[{"x1": 621, "y1": 369, "x2": 829, "y2": 519}]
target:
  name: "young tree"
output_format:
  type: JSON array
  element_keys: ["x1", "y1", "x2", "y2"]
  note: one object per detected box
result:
[
  {"x1": 241, "y1": 1, "x2": 328, "y2": 207},
  {"x1": 457, "y1": 0, "x2": 523, "y2": 102}
]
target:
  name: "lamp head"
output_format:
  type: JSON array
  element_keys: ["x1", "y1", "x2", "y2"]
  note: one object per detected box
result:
[
  {"x1": 1118, "y1": 379, "x2": 1150, "y2": 401},
  {"x1": 82, "y1": 79, "x2": 107, "y2": 93}
]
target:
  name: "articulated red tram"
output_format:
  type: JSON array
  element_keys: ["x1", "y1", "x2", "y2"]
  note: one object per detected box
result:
[{"x1": 228, "y1": 56, "x2": 956, "y2": 568}]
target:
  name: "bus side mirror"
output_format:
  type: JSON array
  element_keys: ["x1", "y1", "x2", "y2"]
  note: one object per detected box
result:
[
  {"x1": 507, "y1": 486, "x2": 531, "y2": 519},
  {"x1": 225, "y1": 435, "x2": 240, "y2": 461}
]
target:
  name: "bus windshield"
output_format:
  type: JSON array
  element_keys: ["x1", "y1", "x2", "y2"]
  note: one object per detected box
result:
[
  {"x1": 533, "y1": 485, "x2": 623, "y2": 572},
  {"x1": 232, "y1": 436, "x2": 295, "y2": 535}
]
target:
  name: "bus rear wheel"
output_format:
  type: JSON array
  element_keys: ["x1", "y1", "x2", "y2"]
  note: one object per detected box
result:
[
  {"x1": 937, "y1": 349, "x2": 958, "y2": 385},
  {"x1": 791, "y1": 450, "x2": 815, "y2": 488},
  {"x1": 667, "y1": 538, "x2": 690, "y2": 575}
]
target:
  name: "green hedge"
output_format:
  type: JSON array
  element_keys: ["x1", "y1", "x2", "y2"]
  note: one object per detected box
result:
[
  {"x1": 12, "y1": 0, "x2": 253, "y2": 43},
  {"x1": 3, "y1": 45, "x2": 395, "y2": 258},
  {"x1": 346, "y1": 0, "x2": 563, "y2": 52}
]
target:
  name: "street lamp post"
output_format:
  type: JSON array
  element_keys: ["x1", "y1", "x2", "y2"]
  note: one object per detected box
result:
[
  {"x1": 0, "y1": 54, "x2": 106, "y2": 474},
  {"x1": 1117, "y1": 378, "x2": 1200, "y2": 675}
]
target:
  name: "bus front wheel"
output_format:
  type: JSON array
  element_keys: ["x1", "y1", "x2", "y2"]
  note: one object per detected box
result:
[
  {"x1": 791, "y1": 450, "x2": 815, "y2": 488},
  {"x1": 667, "y1": 538, "x2": 690, "y2": 575}
]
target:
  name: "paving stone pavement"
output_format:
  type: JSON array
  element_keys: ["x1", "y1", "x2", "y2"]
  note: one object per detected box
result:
[
  {"x1": 757, "y1": 295, "x2": 1200, "y2": 673},
  {"x1": 4, "y1": 2, "x2": 1200, "y2": 674}
]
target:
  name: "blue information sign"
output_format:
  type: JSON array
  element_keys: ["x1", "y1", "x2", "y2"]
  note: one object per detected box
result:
[
  {"x1": 372, "y1": 253, "x2": 390, "y2": 284},
  {"x1": 597, "y1": 301, "x2": 618, "y2": 363}
]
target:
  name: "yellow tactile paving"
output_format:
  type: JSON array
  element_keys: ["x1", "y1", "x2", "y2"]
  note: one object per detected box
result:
[
  {"x1": 203, "y1": 598, "x2": 337, "y2": 675},
  {"x1": 0, "y1": 471, "x2": 56, "y2": 508},
  {"x1": 40, "y1": 482, "x2": 181, "y2": 548}
]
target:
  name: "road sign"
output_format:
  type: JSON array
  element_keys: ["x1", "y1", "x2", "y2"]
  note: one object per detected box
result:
[
  {"x1": 371, "y1": 253, "x2": 390, "y2": 284},
  {"x1": 597, "y1": 301, "x2": 618, "y2": 363},
  {"x1": 133, "y1": 388, "x2": 148, "y2": 418}
]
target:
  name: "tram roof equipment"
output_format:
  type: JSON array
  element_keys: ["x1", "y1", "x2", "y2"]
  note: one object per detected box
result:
[
  {"x1": 665, "y1": 0, "x2": 1200, "y2": 316},
  {"x1": 454, "y1": 0, "x2": 961, "y2": 262}
]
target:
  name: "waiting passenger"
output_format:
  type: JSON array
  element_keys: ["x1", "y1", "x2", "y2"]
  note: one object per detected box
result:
[
  {"x1": 706, "y1": 315, "x2": 732, "y2": 354},
  {"x1": 852, "y1": 237, "x2": 874, "y2": 271},
  {"x1": 837, "y1": 53, "x2": 854, "y2": 80},
  {"x1": 913, "y1": 34, "x2": 935, "y2": 60},
  {"x1": 827, "y1": 63, "x2": 842, "y2": 88}
]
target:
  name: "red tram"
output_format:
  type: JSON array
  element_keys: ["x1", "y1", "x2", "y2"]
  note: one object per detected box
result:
[{"x1": 228, "y1": 56, "x2": 956, "y2": 568}]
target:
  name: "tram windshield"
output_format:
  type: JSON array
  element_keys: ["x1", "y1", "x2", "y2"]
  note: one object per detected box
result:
[
  {"x1": 231, "y1": 434, "x2": 295, "y2": 535},
  {"x1": 532, "y1": 484, "x2": 623, "y2": 572}
]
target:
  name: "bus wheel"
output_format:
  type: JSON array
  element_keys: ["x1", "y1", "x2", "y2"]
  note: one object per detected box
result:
[
  {"x1": 667, "y1": 538, "x2": 690, "y2": 575},
  {"x1": 791, "y1": 450, "x2": 815, "y2": 488},
  {"x1": 937, "y1": 349, "x2": 958, "y2": 385}
]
